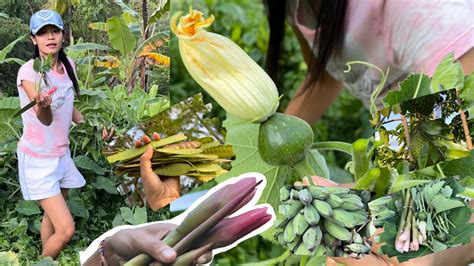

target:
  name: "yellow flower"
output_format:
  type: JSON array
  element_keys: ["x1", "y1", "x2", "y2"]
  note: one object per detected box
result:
[{"x1": 171, "y1": 8, "x2": 279, "y2": 122}]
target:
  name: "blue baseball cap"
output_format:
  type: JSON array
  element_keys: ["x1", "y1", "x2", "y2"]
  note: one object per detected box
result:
[{"x1": 30, "y1": 10, "x2": 64, "y2": 35}]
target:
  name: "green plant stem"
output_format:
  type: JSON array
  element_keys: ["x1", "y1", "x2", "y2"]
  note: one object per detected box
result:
[
  {"x1": 397, "y1": 189, "x2": 411, "y2": 238},
  {"x1": 240, "y1": 250, "x2": 291, "y2": 266},
  {"x1": 355, "y1": 168, "x2": 381, "y2": 189},
  {"x1": 311, "y1": 141, "x2": 352, "y2": 155},
  {"x1": 352, "y1": 139, "x2": 369, "y2": 181},
  {"x1": 292, "y1": 156, "x2": 317, "y2": 178},
  {"x1": 300, "y1": 255, "x2": 309, "y2": 266}
]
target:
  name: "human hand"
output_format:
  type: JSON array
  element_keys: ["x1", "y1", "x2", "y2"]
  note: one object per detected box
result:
[
  {"x1": 35, "y1": 91, "x2": 52, "y2": 109},
  {"x1": 102, "y1": 223, "x2": 213, "y2": 265},
  {"x1": 140, "y1": 141, "x2": 201, "y2": 210}
]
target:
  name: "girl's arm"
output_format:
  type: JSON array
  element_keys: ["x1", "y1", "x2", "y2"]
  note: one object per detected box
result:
[
  {"x1": 21, "y1": 80, "x2": 53, "y2": 126},
  {"x1": 284, "y1": 26, "x2": 343, "y2": 124},
  {"x1": 72, "y1": 106, "x2": 84, "y2": 124}
]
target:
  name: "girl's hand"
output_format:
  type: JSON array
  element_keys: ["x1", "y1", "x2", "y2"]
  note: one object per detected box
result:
[
  {"x1": 140, "y1": 145, "x2": 180, "y2": 211},
  {"x1": 36, "y1": 91, "x2": 52, "y2": 109},
  {"x1": 102, "y1": 223, "x2": 212, "y2": 265}
]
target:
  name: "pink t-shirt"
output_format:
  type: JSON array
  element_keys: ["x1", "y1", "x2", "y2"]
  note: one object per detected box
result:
[
  {"x1": 16, "y1": 58, "x2": 77, "y2": 158},
  {"x1": 287, "y1": 0, "x2": 474, "y2": 107}
]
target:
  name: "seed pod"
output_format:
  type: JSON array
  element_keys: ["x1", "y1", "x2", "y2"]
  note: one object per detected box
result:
[
  {"x1": 298, "y1": 189, "x2": 313, "y2": 205},
  {"x1": 330, "y1": 209, "x2": 361, "y2": 228},
  {"x1": 284, "y1": 219, "x2": 297, "y2": 243},
  {"x1": 323, "y1": 219, "x2": 351, "y2": 241},
  {"x1": 327, "y1": 194, "x2": 343, "y2": 208},
  {"x1": 352, "y1": 232, "x2": 363, "y2": 244},
  {"x1": 346, "y1": 243, "x2": 371, "y2": 254},
  {"x1": 340, "y1": 194, "x2": 364, "y2": 211},
  {"x1": 312, "y1": 199, "x2": 333, "y2": 218},
  {"x1": 282, "y1": 200, "x2": 303, "y2": 218},
  {"x1": 323, "y1": 186, "x2": 350, "y2": 194},
  {"x1": 323, "y1": 232, "x2": 338, "y2": 247},
  {"x1": 293, "y1": 212, "x2": 310, "y2": 235},
  {"x1": 302, "y1": 226, "x2": 322, "y2": 252},
  {"x1": 324, "y1": 245, "x2": 335, "y2": 256},
  {"x1": 307, "y1": 186, "x2": 329, "y2": 200},
  {"x1": 280, "y1": 186, "x2": 290, "y2": 202},
  {"x1": 303, "y1": 205, "x2": 320, "y2": 226}
]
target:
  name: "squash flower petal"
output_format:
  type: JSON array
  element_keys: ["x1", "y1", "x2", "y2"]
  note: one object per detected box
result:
[{"x1": 171, "y1": 9, "x2": 279, "y2": 122}]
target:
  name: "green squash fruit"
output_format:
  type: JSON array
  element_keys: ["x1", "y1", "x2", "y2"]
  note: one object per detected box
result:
[{"x1": 258, "y1": 113, "x2": 314, "y2": 166}]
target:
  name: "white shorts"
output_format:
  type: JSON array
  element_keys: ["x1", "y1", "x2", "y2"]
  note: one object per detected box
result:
[{"x1": 17, "y1": 148, "x2": 86, "y2": 200}]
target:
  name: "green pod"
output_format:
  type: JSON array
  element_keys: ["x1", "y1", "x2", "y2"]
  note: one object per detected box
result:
[
  {"x1": 323, "y1": 219, "x2": 351, "y2": 241},
  {"x1": 323, "y1": 233, "x2": 338, "y2": 247},
  {"x1": 293, "y1": 212, "x2": 310, "y2": 235},
  {"x1": 330, "y1": 208, "x2": 361, "y2": 228},
  {"x1": 280, "y1": 186, "x2": 290, "y2": 202},
  {"x1": 308, "y1": 186, "x2": 329, "y2": 200},
  {"x1": 298, "y1": 189, "x2": 313, "y2": 205},
  {"x1": 312, "y1": 199, "x2": 333, "y2": 218},
  {"x1": 284, "y1": 200, "x2": 303, "y2": 218},
  {"x1": 303, "y1": 205, "x2": 320, "y2": 226},
  {"x1": 327, "y1": 194, "x2": 343, "y2": 208},
  {"x1": 302, "y1": 226, "x2": 322, "y2": 252},
  {"x1": 284, "y1": 219, "x2": 297, "y2": 243},
  {"x1": 352, "y1": 232, "x2": 363, "y2": 244},
  {"x1": 346, "y1": 243, "x2": 371, "y2": 254}
]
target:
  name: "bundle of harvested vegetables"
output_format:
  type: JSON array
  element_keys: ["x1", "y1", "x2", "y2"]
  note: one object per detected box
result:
[
  {"x1": 124, "y1": 174, "x2": 274, "y2": 265},
  {"x1": 105, "y1": 133, "x2": 233, "y2": 182}
]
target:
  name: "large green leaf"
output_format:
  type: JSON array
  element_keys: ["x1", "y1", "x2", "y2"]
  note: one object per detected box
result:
[
  {"x1": 135, "y1": 31, "x2": 170, "y2": 57},
  {"x1": 106, "y1": 17, "x2": 136, "y2": 56},
  {"x1": 15, "y1": 201, "x2": 41, "y2": 216},
  {"x1": 74, "y1": 155, "x2": 106, "y2": 175},
  {"x1": 0, "y1": 34, "x2": 26, "y2": 62},
  {"x1": 383, "y1": 74, "x2": 432, "y2": 106},
  {"x1": 431, "y1": 53, "x2": 464, "y2": 92},
  {"x1": 148, "y1": 0, "x2": 170, "y2": 26},
  {"x1": 66, "y1": 43, "x2": 111, "y2": 52},
  {"x1": 383, "y1": 53, "x2": 465, "y2": 106},
  {"x1": 93, "y1": 177, "x2": 118, "y2": 195},
  {"x1": 113, "y1": 0, "x2": 138, "y2": 17}
]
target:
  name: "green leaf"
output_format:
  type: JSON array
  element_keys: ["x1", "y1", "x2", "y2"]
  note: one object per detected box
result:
[
  {"x1": 16, "y1": 201, "x2": 41, "y2": 216},
  {"x1": 93, "y1": 177, "x2": 118, "y2": 194},
  {"x1": 431, "y1": 53, "x2": 464, "y2": 92},
  {"x1": 113, "y1": 0, "x2": 138, "y2": 17},
  {"x1": 133, "y1": 206, "x2": 147, "y2": 224},
  {"x1": 148, "y1": 0, "x2": 170, "y2": 25},
  {"x1": 447, "y1": 222, "x2": 474, "y2": 246},
  {"x1": 66, "y1": 42, "x2": 111, "y2": 52},
  {"x1": 383, "y1": 74, "x2": 432, "y2": 106},
  {"x1": 0, "y1": 34, "x2": 26, "y2": 62},
  {"x1": 120, "y1": 207, "x2": 136, "y2": 225},
  {"x1": 106, "y1": 16, "x2": 137, "y2": 56},
  {"x1": 74, "y1": 155, "x2": 106, "y2": 175},
  {"x1": 431, "y1": 194, "x2": 464, "y2": 214},
  {"x1": 68, "y1": 198, "x2": 88, "y2": 218},
  {"x1": 441, "y1": 151, "x2": 474, "y2": 177},
  {"x1": 388, "y1": 174, "x2": 430, "y2": 193}
]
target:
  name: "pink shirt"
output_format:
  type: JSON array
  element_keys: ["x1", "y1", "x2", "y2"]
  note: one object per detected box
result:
[
  {"x1": 16, "y1": 58, "x2": 77, "y2": 158},
  {"x1": 287, "y1": 0, "x2": 474, "y2": 107}
]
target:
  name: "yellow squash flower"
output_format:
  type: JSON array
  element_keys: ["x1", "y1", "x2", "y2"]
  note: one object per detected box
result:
[{"x1": 171, "y1": 9, "x2": 279, "y2": 123}]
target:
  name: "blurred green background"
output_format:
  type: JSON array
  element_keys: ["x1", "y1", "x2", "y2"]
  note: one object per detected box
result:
[{"x1": 171, "y1": 0, "x2": 373, "y2": 264}]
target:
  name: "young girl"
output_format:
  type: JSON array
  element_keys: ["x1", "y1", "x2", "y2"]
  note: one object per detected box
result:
[{"x1": 16, "y1": 9, "x2": 85, "y2": 259}]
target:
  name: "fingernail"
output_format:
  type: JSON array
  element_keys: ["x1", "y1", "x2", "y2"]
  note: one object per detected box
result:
[{"x1": 161, "y1": 248, "x2": 175, "y2": 259}]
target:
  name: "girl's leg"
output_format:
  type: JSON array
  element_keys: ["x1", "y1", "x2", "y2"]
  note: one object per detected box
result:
[
  {"x1": 40, "y1": 189, "x2": 69, "y2": 248},
  {"x1": 38, "y1": 192, "x2": 75, "y2": 259}
]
